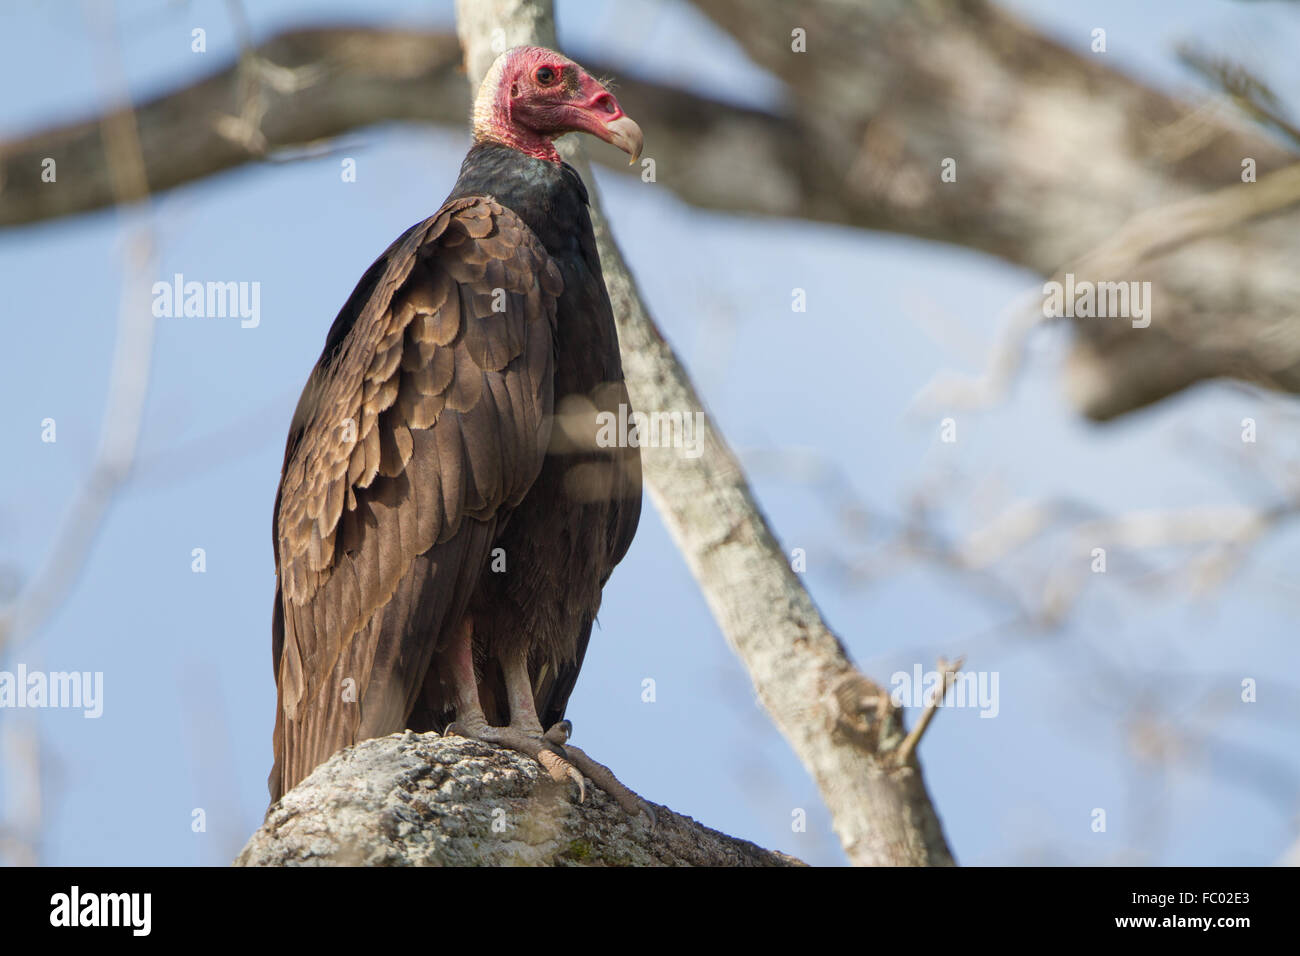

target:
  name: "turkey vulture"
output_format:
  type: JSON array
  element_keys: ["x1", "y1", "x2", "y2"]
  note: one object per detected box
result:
[{"x1": 268, "y1": 46, "x2": 645, "y2": 813}]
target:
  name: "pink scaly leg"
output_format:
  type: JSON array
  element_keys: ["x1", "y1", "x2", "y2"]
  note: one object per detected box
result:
[{"x1": 443, "y1": 620, "x2": 653, "y2": 820}]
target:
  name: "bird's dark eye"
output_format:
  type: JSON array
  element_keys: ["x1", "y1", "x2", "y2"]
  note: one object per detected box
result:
[{"x1": 535, "y1": 66, "x2": 556, "y2": 86}]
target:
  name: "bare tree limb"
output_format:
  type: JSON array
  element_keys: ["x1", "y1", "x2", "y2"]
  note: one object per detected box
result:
[
  {"x1": 894, "y1": 657, "x2": 964, "y2": 768},
  {"x1": 455, "y1": 0, "x2": 955, "y2": 867},
  {"x1": 685, "y1": 0, "x2": 1300, "y2": 419},
  {"x1": 916, "y1": 161, "x2": 1300, "y2": 414},
  {"x1": 0, "y1": 27, "x2": 789, "y2": 229}
]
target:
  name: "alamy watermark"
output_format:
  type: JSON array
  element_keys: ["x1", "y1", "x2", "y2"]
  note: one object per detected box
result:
[
  {"x1": 1042, "y1": 273, "x2": 1151, "y2": 328},
  {"x1": 595, "y1": 404, "x2": 705, "y2": 459},
  {"x1": 890, "y1": 664, "x2": 999, "y2": 718},
  {"x1": 152, "y1": 273, "x2": 260, "y2": 328},
  {"x1": 50, "y1": 886, "x2": 150, "y2": 936},
  {"x1": 0, "y1": 665, "x2": 103, "y2": 718}
]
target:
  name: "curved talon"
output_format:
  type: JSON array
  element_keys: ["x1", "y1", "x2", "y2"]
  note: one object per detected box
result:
[
  {"x1": 569, "y1": 765, "x2": 586, "y2": 803},
  {"x1": 537, "y1": 748, "x2": 586, "y2": 801}
]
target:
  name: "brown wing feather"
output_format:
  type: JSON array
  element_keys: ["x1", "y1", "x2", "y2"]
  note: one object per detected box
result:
[{"x1": 269, "y1": 198, "x2": 562, "y2": 801}]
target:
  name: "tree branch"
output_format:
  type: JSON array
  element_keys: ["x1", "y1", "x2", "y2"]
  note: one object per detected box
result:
[
  {"x1": 0, "y1": 26, "x2": 789, "y2": 229},
  {"x1": 684, "y1": 0, "x2": 1300, "y2": 419},
  {"x1": 235, "y1": 734, "x2": 801, "y2": 866}
]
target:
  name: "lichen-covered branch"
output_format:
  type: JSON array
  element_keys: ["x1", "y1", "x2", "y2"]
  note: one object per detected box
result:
[{"x1": 235, "y1": 734, "x2": 799, "y2": 866}]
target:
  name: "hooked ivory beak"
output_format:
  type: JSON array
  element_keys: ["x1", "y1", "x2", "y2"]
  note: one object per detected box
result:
[{"x1": 601, "y1": 115, "x2": 644, "y2": 165}]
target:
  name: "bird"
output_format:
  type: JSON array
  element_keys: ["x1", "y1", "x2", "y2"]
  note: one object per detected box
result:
[{"x1": 268, "y1": 45, "x2": 646, "y2": 814}]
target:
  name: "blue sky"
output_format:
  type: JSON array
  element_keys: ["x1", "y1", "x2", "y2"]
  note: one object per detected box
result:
[{"x1": 0, "y1": 0, "x2": 1297, "y2": 866}]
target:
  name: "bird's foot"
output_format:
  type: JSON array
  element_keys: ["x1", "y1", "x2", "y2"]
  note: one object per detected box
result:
[
  {"x1": 445, "y1": 718, "x2": 655, "y2": 824},
  {"x1": 553, "y1": 727, "x2": 658, "y2": 825}
]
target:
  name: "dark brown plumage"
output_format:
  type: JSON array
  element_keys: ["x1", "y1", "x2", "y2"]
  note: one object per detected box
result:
[{"x1": 268, "y1": 47, "x2": 643, "y2": 803}]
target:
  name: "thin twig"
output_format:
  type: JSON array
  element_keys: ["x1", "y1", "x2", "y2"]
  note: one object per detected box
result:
[{"x1": 894, "y1": 657, "x2": 964, "y2": 767}]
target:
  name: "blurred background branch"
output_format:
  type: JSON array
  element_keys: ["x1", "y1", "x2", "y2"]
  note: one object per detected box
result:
[{"x1": 4, "y1": 1, "x2": 1300, "y2": 424}]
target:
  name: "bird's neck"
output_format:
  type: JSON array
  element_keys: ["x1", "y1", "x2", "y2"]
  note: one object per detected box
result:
[
  {"x1": 449, "y1": 144, "x2": 588, "y2": 258},
  {"x1": 473, "y1": 124, "x2": 560, "y2": 164}
]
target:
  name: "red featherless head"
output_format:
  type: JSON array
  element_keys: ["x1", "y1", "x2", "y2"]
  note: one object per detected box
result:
[{"x1": 472, "y1": 45, "x2": 643, "y2": 165}]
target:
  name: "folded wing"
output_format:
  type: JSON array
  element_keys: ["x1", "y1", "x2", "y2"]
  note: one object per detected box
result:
[{"x1": 269, "y1": 197, "x2": 563, "y2": 800}]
